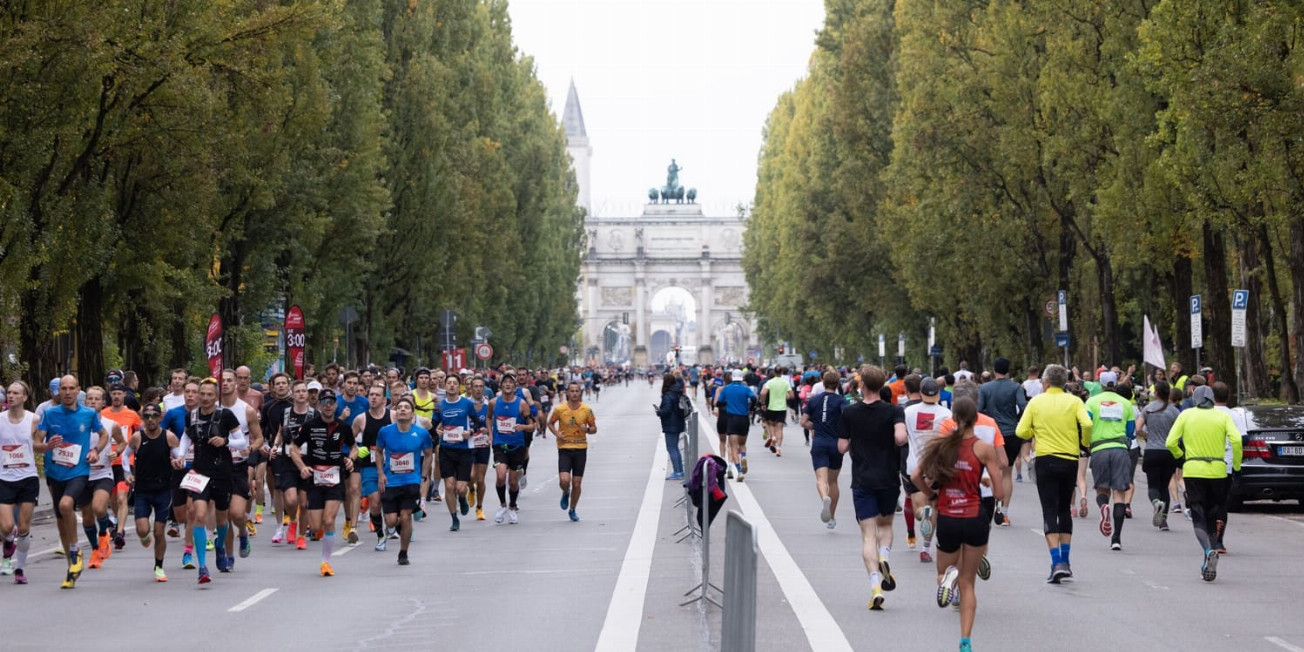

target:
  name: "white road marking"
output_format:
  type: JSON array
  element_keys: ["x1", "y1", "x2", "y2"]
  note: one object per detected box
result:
[
  {"x1": 1031, "y1": 528, "x2": 1045, "y2": 537},
  {"x1": 594, "y1": 435, "x2": 666, "y2": 651},
  {"x1": 1269, "y1": 516, "x2": 1304, "y2": 530},
  {"x1": 696, "y1": 411, "x2": 854, "y2": 652},
  {"x1": 1267, "y1": 637, "x2": 1304, "y2": 652},
  {"x1": 335, "y1": 542, "x2": 358, "y2": 556},
  {"x1": 228, "y1": 587, "x2": 278, "y2": 612}
]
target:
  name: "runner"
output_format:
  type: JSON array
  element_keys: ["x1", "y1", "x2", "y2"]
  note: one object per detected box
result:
[
  {"x1": 1138, "y1": 380, "x2": 1180, "y2": 531},
  {"x1": 489, "y1": 374, "x2": 532, "y2": 524},
  {"x1": 1015, "y1": 364, "x2": 1092, "y2": 583},
  {"x1": 102, "y1": 383, "x2": 140, "y2": 550},
  {"x1": 219, "y1": 369, "x2": 262, "y2": 562},
  {"x1": 160, "y1": 379, "x2": 199, "y2": 567},
  {"x1": 1165, "y1": 385, "x2": 1241, "y2": 581},
  {"x1": 433, "y1": 375, "x2": 483, "y2": 532},
  {"x1": 352, "y1": 383, "x2": 391, "y2": 549},
  {"x1": 836, "y1": 366, "x2": 907, "y2": 611},
  {"x1": 904, "y1": 377, "x2": 951, "y2": 562},
  {"x1": 1084, "y1": 371, "x2": 1135, "y2": 550},
  {"x1": 335, "y1": 371, "x2": 368, "y2": 544},
  {"x1": 801, "y1": 370, "x2": 845, "y2": 529},
  {"x1": 161, "y1": 369, "x2": 188, "y2": 411},
  {"x1": 0, "y1": 381, "x2": 39, "y2": 584},
  {"x1": 977, "y1": 358, "x2": 1025, "y2": 527},
  {"x1": 289, "y1": 389, "x2": 354, "y2": 576},
  {"x1": 715, "y1": 370, "x2": 754, "y2": 481},
  {"x1": 911, "y1": 397, "x2": 1005, "y2": 652},
  {"x1": 548, "y1": 382, "x2": 596, "y2": 522},
  {"x1": 80, "y1": 386, "x2": 125, "y2": 570},
  {"x1": 688, "y1": 365, "x2": 701, "y2": 400},
  {"x1": 270, "y1": 380, "x2": 316, "y2": 549},
  {"x1": 258, "y1": 373, "x2": 292, "y2": 532},
  {"x1": 758, "y1": 369, "x2": 792, "y2": 457},
  {"x1": 1210, "y1": 382, "x2": 1238, "y2": 553},
  {"x1": 411, "y1": 368, "x2": 437, "y2": 421},
  {"x1": 124, "y1": 402, "x2": 180, "y2": 582},
  {"x1": 374, "y1": 396, "x2": 433, "y2": 565},
  {"x1": 238, "y1": 367, "x2": 268, "y2": 526},
  {"x1": 179, "y1": 378, "x2": 244, "y2": 584}
]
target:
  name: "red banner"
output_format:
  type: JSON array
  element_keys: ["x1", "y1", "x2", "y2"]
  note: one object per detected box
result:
[
  {"x1": 441, "y1": 348, "x2": 467, "y2": 372},
  {"x1": 285, "y1": 305, "x2": 306, "y2": 380},
  {"x1": 205, "y1": 313, "x2": 223, "y2": 389}
]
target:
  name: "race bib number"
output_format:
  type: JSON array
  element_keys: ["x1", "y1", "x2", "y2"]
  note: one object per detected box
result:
[
  {"x1": 495, "y1": 417, "x2": 517, "y2": 434},
  {"x1": 389, "y1": 453, "x2": 415, "y2": 474},
  {"x1": 471, "y1": 431, "x2": 491, "y2": 448},
  {"x1": 1100, "y1": 402, "x2": 1124, "y2": 421},
  {"x1": 180, "y1": 470, "x2": 210, "y2": 493},
  {"x1": 52, "y1": 443, "x2": 82, "y2": 468},
  {"x1": 442, "y1": 426, "x2": 465, "y2": 444},
  {"x1": 312, "y1": 465, "x2": 340, "y2": 487},
  {"x1": 184, "y1": 448, "x2": 194, "y2": 464},
  {"x1": 2, "y1": 445, "x2": 33, "y2": 469}
]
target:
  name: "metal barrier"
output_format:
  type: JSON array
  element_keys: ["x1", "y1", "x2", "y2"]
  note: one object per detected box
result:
[
  {"x1": 681, "y1": 414, "x2": 722, "y2": 608},
  {"x1": 673, "y1": 411, "x2": 700, "y2": 543},
  {"x1": 722, "y1": 510, "x2": 758, "y2": 652}
]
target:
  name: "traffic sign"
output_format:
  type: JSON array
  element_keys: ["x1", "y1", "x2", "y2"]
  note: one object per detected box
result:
[
  {"x1": 1057, "y1": 290, "x2": 1068, "y2": 332},
  {"x1": 1231, "y1": 289, "x2": 1249, "y2": 348},
  {"x1": 1043, "y1": 298, "x2": 1056, "y2": 317},
  {"x1": 560, "y1": 345, "x2": 569, "y2": 355},
  {"x1": 877, "y1": 334, "x2": 885, "y2": 358},
  {"x1": 808, "y1": 350, "x2": 817, "y2": 360},
  {"x1": 474, "y1": 343, "x2": 494, "y2": 360},
  {"x1": 929, "y1": 345, "x2": 943, "y2": 358},
  {"x1": 1190, "y1": 294, "x2": 1202, "y2": 349},
  {"x1": 1055, "y1": 331, "x2": 1070, "y2": 348}
]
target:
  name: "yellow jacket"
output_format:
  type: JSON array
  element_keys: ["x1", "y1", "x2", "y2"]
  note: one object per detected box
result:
[{"x1": 1015, "y1": 387, "x2": 1092, "y2": 462}]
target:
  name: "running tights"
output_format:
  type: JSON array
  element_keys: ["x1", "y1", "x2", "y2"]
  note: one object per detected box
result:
[
  {"x1": 1185, "y1": 477, "x2": 1226, "y2": 551},
  {"x1": 1142, "y1": 450, "x2": 1178, "y2": 512},
  {"x1": 1035, "y1": 456, "x2": 1078, "y2": 535}
]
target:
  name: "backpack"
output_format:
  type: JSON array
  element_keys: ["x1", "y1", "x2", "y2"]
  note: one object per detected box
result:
[{"x1": 677, "y1": 390, "x2": 694, "y2": 420}]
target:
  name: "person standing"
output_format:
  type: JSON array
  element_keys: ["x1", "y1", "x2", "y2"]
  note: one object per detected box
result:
[
  {"x1": 837, "y1": 366, "x2": 907, "y2": 611},
  {"x1": 656, "y1": 373, "x2": 687, "y2": 480},
  {"x1": 801, "y1": 371, "x2": 845, "y2": 529},
  {"x1": 1165, "y1": 385, "x2": 1241, "y2": 581},
  {"x1": 548, "y1": 382, "x2": 596, "y2": 522}
]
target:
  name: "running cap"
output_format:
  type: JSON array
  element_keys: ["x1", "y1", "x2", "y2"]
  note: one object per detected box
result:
[
  {"x1": 1192, "y1": 385, "x2": 1215, "y2": 408},
  {"x1": 920, "y1": 377, "x2": 941, "y2": 399},
  {"x1": 49, "y1": 377, "x2": 59, "y2": 394},
  {"x1": 731, "y1": 369, "x2": 744, "y2": 381},
  {"x1": 1098, "y1": 371, "x2": 1118, "y2": 387},
  {"x1": 306, "y1": 380, "x2": 323, "y2": 392},
  {"x1": 993, "y1": 357, "x2": 1010, "y2": 375},
  {"x1": 318, "y1": 388, "x2": 336, "y2": 402}
]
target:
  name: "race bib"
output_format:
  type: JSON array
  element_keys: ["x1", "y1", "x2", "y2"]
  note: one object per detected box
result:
[
  {"x1": 52, "y1": 443, "x2": 82, "y2": 468},
  {"x1": 312, "y1": 465, "x2": 340, "y2": 487},
  {"x1": 1100, "y1": 402, "x2": 1124, "y2": 421},
  {"x1": 442, "y1": 426, "x2": 465, "y2": 444},
  {"x1": 389, "y1": 452, "x2": 415, "y2": 474},
  {"x1": 180, "y1": 470, "x2": 210, "y2": 493},
  {"x1": 471, "y1": 431, "x2": 491, "y2": 448},
  {"x1": 2, "y1": 445, "x2": 33, "y2": 468},
  {"x1": 495, "y1": 417, "x2": 517, "y2": 434},
  {"x1": 184, "y1": 448, "x2": 194, "y2": 464},
  {"x1": 231, "y1": 447, "x2": 248, "y2": 463}
]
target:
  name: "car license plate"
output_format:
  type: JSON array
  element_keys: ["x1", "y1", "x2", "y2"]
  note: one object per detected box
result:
[{"x1": 1279, "y1": 446, "x2": 1304, "y2": 457}]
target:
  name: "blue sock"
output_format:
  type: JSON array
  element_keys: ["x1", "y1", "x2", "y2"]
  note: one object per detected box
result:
[
  {"x1": 215, "y1": 524, "x2": 229, "y2": 555},
  {"x1": 98, "y1": 516, "x2": 113, "y2": 537},
  {"x1": 239, "y1": 532, "x2": 249, "y2": 548},
  {"x1": 193, "y1": 527, "x2": 208, "y2": 567},
  {"x1": 1060, "y1": 543, "x2": 1071, "y2": 565},
  {"x1": 1050, "y1": 547, "x2": 1062, "y2": 566}
]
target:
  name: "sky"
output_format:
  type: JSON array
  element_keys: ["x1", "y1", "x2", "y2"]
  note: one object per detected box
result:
[{"x1": 507, "y1": 0, "x2": 827, "y2": 217}]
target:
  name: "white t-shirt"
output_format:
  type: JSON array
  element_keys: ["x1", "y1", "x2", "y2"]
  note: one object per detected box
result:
[
  {"x1": 954, "y1": 370, "x2": 975, "y2": 383},
  {"x1": 162, "y1": 393, "x2": 186, "y2": 412},
  {"x1": 904, "y1": 402, "x2": 952, "y2": 475},
  {"x1": 1021, "y1": 379, "x2": 1043, "y2": 400}
]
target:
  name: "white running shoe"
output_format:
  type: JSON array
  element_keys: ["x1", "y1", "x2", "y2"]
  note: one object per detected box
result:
[
  {"x1": 820, "y1": 496, "x2": 832, "y2": 524},
  {"x1": 494, "y1": 507, "x2": 508, "y2": 524},
  {"x1": 520, "y1": 471, "x2": 528, "y2": 489},
  {"x1": 508, "y1": 509, "x2": 519, "y2": 525}
]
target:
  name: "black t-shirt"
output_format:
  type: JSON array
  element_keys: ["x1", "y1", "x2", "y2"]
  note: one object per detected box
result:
[
  {"x1": 279, "y1": 407, "x2": 316, "y2": 454},
  {"x1": 836, "y1": 400, "x2": 904, "y2": 490},
  {"x1": 261, "y1": 397, "x2": 291, "y2": 444},
  {"x1": 188, "y1": 407, "x2": 241, "y2": 479},
  {"x1": 294, "y1": 415, "x2": 355, "y2": 467}
]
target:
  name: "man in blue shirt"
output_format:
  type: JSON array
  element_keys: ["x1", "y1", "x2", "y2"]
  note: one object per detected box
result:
[
  {"x1": 375, "y1": 396, "x2": 433, "y2": 566},
  {"x1": 38, "y1": 375, "x2": 111, "y2": 589},
  {"x1": 714, "y1": 370, "x2": 755, "y2": 481},
  {"x1": 802, "y1": 370, "x2": 846, "y2": 528}
]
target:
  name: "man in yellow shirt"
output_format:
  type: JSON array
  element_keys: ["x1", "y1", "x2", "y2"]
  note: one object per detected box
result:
[
  {"x1": 548, "y1": 382, "x2": 597, "y2": 522},
  {"x1": 1015, "y1": 364, "x2": 1091, "y2": 584},
  {"x1": 1166, "y1": 385, "x2": 1242, "y2": 582}
]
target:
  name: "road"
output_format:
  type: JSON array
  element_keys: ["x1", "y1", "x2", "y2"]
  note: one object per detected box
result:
[{"x1": 3, "y1": 383, "x2": 1303, "y2": 651}]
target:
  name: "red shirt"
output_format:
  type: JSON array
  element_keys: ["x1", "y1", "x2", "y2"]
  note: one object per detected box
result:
[{"x1": 938, "y1": 436, "x2": 983, "y2": 519}]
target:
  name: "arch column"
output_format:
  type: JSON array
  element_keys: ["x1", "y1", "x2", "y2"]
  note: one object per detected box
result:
[
  {"x1": 635, "y1": 262, "x2": 648, "y2": 356},
  {"x1": 698, "y1": 257, "x2": 713, "y2": 363}
]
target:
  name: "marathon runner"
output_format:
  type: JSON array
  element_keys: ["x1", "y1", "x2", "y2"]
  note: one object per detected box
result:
[
  {"x1": 335, "y1": 371, "x2": 368, "y2": 544},
  {"x1": 716, "y1": 370, "x2": 754, "y2": 482},
  {"x1": 977, "y1": 357, "x2": 1025, "y2": 527},
  {"x1": 352, "y1": 383, "x2": 391, "y2": 549},
  {"x1": 801, "y1": 370, "x2": 845, "y2": 529},
  {"x1": 0, "y1": 381, "x2": 39, "y2": 584},
  {"x1": 161, "y1": 369, "x2": 188, "y2": 411},
  {"x1": 258, "y1": 373, "x2": 292, "y2": 534},
  {"x1": 433, "y1": 375, "x2": 483, "y2": 532},
  {"x1": 80, "y1": 386, "x2": 124, "y2": 570},
  {"x1": 161, "y1": 379, "x2": 198, "y2": 568},
  {"x1": 1085, "y1": 371, "x2": 1135, "y2": 550},
  {"x1": 760, "y1": 368, "x2": 793, "y2": 455},
  {"x1": 219, "y1": 369, "x2": 262, "y2": 562},
  {"x1": 1138, "y1": 380, "x2": 1180, "y2": 531},
  {"x1": 905, "y1": 377, "x2": 950, "y2": 562},
  {"x1": 489, "y1": 374, "x2": 532, "y2": 524},
  {"x1": 40, "y1": 375, "x2": 112, "y2": 588},
  {"x1": 270, "y1": 379, "x2": 316, "y2": 550},
  {"x1": 374, "y1": 396, "x2": 433, "y2": 565},
  {"x1": 548, "y1": 382, "x2": 596, "y2": 522},
  {"x1": 103, "y1": 382, "x2": 140, "y2": 550},
  {"x1": 1165, "y1": 384, "x2": 1241, "y2": 581},
  {"x1": 179, "y1": 378, "x2": 244, "y2": 584},
  {"x1": 124, "y1": 402, "x2": 180, "y2": 582},
  {"x1": 289, "y1": 388, "x2": 354, "y2": 576}
]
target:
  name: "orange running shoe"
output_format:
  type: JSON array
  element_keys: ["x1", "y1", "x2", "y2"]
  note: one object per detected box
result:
[
  {"x1": 99, "y1": 534, "x2": 112, "y2": 560},
  {"x1": 360, "y1": 497, "x2": 369, "y2": 512},
  {"x1": 287, "y1": 522, "x2": 297, "y2": 542},
  {"x1": 87, "y1": 548, "x2": 103, "y2": 569},
  {"x1": 320, "y1": 562, "x2": 334, "y2": 577},
  {"x1": 295, "y1": 536, "x2": 307, "y2": 550}
]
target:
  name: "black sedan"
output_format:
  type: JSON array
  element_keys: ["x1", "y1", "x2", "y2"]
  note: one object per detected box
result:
[{"x1": 1229, "y1": 405, "x2": 1304, "y2": 509}]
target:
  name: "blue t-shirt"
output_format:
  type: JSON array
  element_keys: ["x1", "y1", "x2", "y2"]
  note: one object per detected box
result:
[
  {"x1": 491, "y1": 396, "x2": 527, "y2": 448},
  {"x1": 39, "y1": 403, "x2": 103, "y2": 481},
  {"x1": 807, "y1": 392, "x2": 846, "y2": 443},
  {"x1": 338, "y1": 394, "x2": 369, "y2": 427},
  {"x1": 688, "y1": 368, "x2": 700, "y2": 383},
  {"x1": 161, "y1": 405, "x2": 189, "y2": 439},
  {"x1": 514, "y1": 387, "x2": 539, "y2": 417},
  {"x1": 376, "y1": 423, "x2": 432, "y2": 486},
  {"x1": 718, "y1": 383, "x2": 753, "y2": 416},
  {"x1": 939, "y1": 389, "x2": 953, "y2": 410},
  {"x1": 434, "y1": 397, "x2": 482, "y2": 450}
]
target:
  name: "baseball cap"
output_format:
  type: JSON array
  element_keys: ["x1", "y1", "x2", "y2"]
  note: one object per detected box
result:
[
  {"x1": 920, "y1": 377, "x2": 941, "y2": 399},
  {"x1": 1098, "y1": 371, "x2": 1118, "y2": 387},
  {"x1": 109, "y1": 383, "x2": 126, "y2": 393},
  {"x1": 307, "y1": 380, "x2": 323, "y2": 392},
  {"x1": 106, "y1": 369, "x2": 123, "y2": 382},
  {"x1": 731, "y1": 369, "x2": 744, "y2": 381},
  {"x1": 318, "y1": 388, "x2": 336, "y2": 402},
  {"x1": 48, "y1": 377, "x2": 59, "y2": 394}
]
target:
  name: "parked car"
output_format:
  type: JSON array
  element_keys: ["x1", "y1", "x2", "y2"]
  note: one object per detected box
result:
[{"x1": 1228, "y1": 405, "x2": 1304, "y2": 510}]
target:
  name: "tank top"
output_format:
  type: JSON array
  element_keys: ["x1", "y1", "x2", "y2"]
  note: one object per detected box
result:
[
  {"x1": 133, "y1": 430, "x2": 173, "y2": 493},
  {"x1": 0, "y1": 411, "x2": 37, "y2": 482},
  {"x1": 412, "y1": 391, "x2": 436, "y2": 420},
  {"x1": 90, "y1": 414, "x2": 117, "y2": 481},
  {"x1": 938, "y1": 436, "x2": 983, "y2": 519},
  {"x1": 362, "y1": 409, "x2": 391, "y2": 449},
  {"x1": 492, "y1": 397, "x2": 526, "y2": 448},
  {"x1": 226, "y1": 398, "x2": 250, "y2": 463}
]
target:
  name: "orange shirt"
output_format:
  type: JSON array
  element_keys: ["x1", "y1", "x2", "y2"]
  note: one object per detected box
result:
[
  {"x1": 888, "y1": 380, "x2": 907, "y2": 406},
  {"x1": 938, "y1": 413, "x2": 1005, "y2": 448},
  {"x1": 101, "y1": 406, "x2": 141, "y2": 466}
]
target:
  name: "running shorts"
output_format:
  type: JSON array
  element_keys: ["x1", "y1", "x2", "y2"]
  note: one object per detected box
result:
[
  {"x1": 716, "y1": 413, "x2": 728, "y2": 436},
  {"x1": 381, "y1": 483, "x2": 421, "y2": 514},
  {"x1": 273, "y1": 456, "x2": 301, "y2": 492},
  {"x1": 558, "y1": 449, "x2": 588, "y2": 477},
  {"x1": 852, "y1": 486, "x2": 899, "y2": 521},
  {"x1": 76, "y1": 477, "x2": 114, "y2": 508},
  {"x1": 170, "y1": 469, "x2": 190, "y2": 514},
  {"x1": 187, "y1": 477, "x2": 232, "y2": 511},
  {"x1": 360, "y1": 466, "x2": 380, "y2": 497},
  {"x1": 0, "y1": 477, "x2": 39, "y2": 504},
  {"x1": 1089, "y1": 448, "x2": 1133, "y2": 491},
  {"x1": 936, "y1": 514, "x2": 990, "y2": 553},
  {"x1": 1003, "y1": 436, "x2": 1023, "y2": 470},
  {"x1": 493, "y1": 445, "x2": 527, "y2": 472},
  {"x1": 810, "y1": 440, "x2": 843, "y2": 471},
  {"x1": 724, "y1": 414, "x2": 750, "y2": 437},
  {"x1": 307, "y1": 483, "x2": 345, "y2": 510},
  {"x1": 230, "y1": 462, "x2": 251, "y2": 500},
  {"x1": 472, "y1": 447, "x2": 491, "y2": 466},
  {"x1": 47, "y1": 475, "x2": 88, "y2": 508},
  {"x1": 763, "y1": 410, "x2": 786, "y2": 424},
  {"x1": 900, "y1": 473, "x2": 920, "y2": 496},
  {"x1": 133, "y1": 489, "x2": 171, "y2": 522},
  {"x1": 438, "y1": 447, "x2": 473, "y2": 482}
]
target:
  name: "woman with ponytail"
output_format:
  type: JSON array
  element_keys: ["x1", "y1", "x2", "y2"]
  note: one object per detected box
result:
[{"x1": 911, "y1": 397, "x2": 1005, "y2": 652}]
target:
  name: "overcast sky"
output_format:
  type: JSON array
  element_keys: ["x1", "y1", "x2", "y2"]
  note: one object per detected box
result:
[{"x1": 507, "y1": 0, "x2": 826, "y2": 217}]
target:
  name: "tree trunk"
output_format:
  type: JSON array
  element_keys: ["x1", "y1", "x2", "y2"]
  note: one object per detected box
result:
[
  {"x1": 1172, "y1": 256, "x2": 1196, "y2": 373},
  {"x1": 1235, "y1": 230, "x2": 1270, "y2": 399},
  {"x1": 1202, "y1": 221, "x2": 1236, "y2": 392},
  {"x1": 19, "y1": 288, "x2": 59, "y2": 408},
  {"x1": 1255, "y1": 222, "x2": 1299, "y2": 402},
  {"x1": 170, "y1": 298, "x2": 189, "y2": 369},
  {"x1": 1290, "y1": 219, "x2": 1304, "y2": 404},
  {"x1": 75, "y1": 280, "x2": 106, "y2": 386},
  {"x1": 1097, "y1": 256, "x2": 1121, "y2": 367}
]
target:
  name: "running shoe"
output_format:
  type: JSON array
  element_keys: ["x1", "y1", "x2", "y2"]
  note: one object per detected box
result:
[
  {"x1": 197, "y1": 566, "x2": 211, "y2": 585},
  {"x1": 919, "y1": 506, "x2": 935, "y2": 540},
  {"x1": 868, "y1": 587, "x2": 885, "y2": 611},
  {"x1": 977, "y1": 555, "x2": 991, "y2": 581},
  {"x1": 246, "y1": 521, "x2": 257, "y2": 537},
  {"x1": 560, "y1": 491, "x2": 570, "y2": 511},
  {"x1": 726, "y1": 467, "x2": 734, "y2": 480},
  {"x1": 397, "y1": 552, "x2": 409, "y2": 566},
  {"x1": 61, "y1": 572, "x2": 76, "y2": 589},
  {"x1": 182, "y1": 551, "x2": 195, "y2": 569},
  {"x1": 320, "y1": 562, "x2": 334, "y2": 577},
  {"x1": 99, "y1": 533, "x2": 111, "y2": 559},
  {"x1": 1216, "y1": 544, "x2": 1227, "y2": 555},
  {"x1": 254, "y1": 510, "x2": 263, "y2": 525},
  {"x1": 1110, "y1": 541, "x2": 1122, "y2": 551},
  {"x1": 741, "y1": 458, "x2": 749, "y2": 474},
  {"x1": 1159, "y1": 519, "x2": 1170, "y2": 532},
  {"x1": 113, "y1": 532, "x2": 125, "y2": 550},
  {"x1": 826, "y1": 519, "x2": 836, "y2": 530},
  {"x1": 1171, "y1": 501, "x2": 1182, "y2": 513},
  {"x1": 240, "y1": 537, "x2": 252, "y2": 558},
  {"x1": 1099, "y1": 504, "x2": 1113, "y2": 537},
  {"x1": 374, "y1": 538, "x2": 387, "y2": 552},
  {"x1": 217, "y1": 548, "x2": 231, "y2": 572},
  {"x1": 167, "y1": 521, "x2": 180, "y2": 539},
  {"x1": 154, "y1": 567, "x2": 167, "y2": 582},
  {"x1": 2, "y1": 538, "x2": 13, "y2": 559},
  {"x1": 345, "y1": 525, "x2": 358, "y2": 544},
  {"x1": 992, "y1": 507, "x2": 1004, "y2": 527},
  {"x1": 951, "y1": 588, "x2": 960, "y2": 607},
  {"x1": 960, "y1": 640, "x2": 973, "y2": 652},
  {"x1": 879, "y1": 559, "x2": 896, "y2": 591},
  {"x1": 1201, "y1": 549, "x2": 1219, "y2": 582},
  {"x1": 519, "y1": 472, "x2": 527, "y2": 489},
  {"x1": 1048, "y1": 562, "x2": 1071, "y2": 584},
  {"x1": 69, "y1": 549, "x2": 84, "y2": 578},
  {"x1": 458, "y1": 494, "x2": 470, "y2": 516},
  {"x1": 140, "y1": 533, "x2": 151, "y2": 548},
  {"x1": 13, "y1": 569, "x2": 26, "y2": 584},
  {"x1": 295, "y1": 536, "x2": 307, "y2": 550},
  {"x1": 1016, "y1": 472, "x2": 1023, "y2": 483},
  {"x1": 87, "y1": 549, "x2": 103, "y2": 570},
  {"x1": 432, "y1": 492, "x2": 443, "y2": 502},
  {"x1": 387, "y1": 527, "x2": 400, "y2": 540},
  {"x1": 1123, "y1": 504, "x2": 1133, "y2": 519},
  {"x1": 0, "y1": 558, "x2": 12, "y2": 575},
  {"x1": 476, "y1": 507, "x2": 485, "y2": 521},
  {"x1": 508, "y1": 509, "x2": 519, "y2": 525},
  {"x1": 820, "y1": 496, "x2": 832, "y2": 524},
  {"x1": 907, "y1": 536, "x2": 916, "y2": 550},
  {"x1": 468, "y1": 483, "x2": 477, "y2": 506},
  {"x1": 1078, "y1": 497, "x2": 1088, "y2": 518},
  {"x1": 287, "y1": 522, "x2": 297, "y2": 542},
  {"x1": 206, "y1": 538, "x2": 214, "y2": 551},
  {"x1": 568, "y1": 509, "x2": 579, "y2": 522},
  {"x1": 271, "y1": 525, "x2": 286, "y2": 544},
  {"x1": 450, "y1": 515, "x2": 460, "y2": 532},
  {"x1": 920, "y1": 551, "x2": 933, "y2": 563},
  {"x1": 495, "y1": 506, "x2": 508, "y2": 524},
  {"x1": 1152, "y1": 498, "x2": 1166, "y2": 528}
]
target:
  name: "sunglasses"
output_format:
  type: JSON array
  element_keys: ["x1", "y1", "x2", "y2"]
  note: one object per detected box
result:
[{"x1": 143, "y1": 413, "x2": 161, "y2": 419}]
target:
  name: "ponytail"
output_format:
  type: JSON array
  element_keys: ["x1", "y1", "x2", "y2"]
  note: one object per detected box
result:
[{"x1": 919, "y1": 397, "x2": 977, "y2": 487}]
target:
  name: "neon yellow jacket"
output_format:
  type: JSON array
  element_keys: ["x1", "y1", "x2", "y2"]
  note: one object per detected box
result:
[
  {"x1": 1015, "y1": 387, "x2": 1092, "y2": 462},
  {"x1": 1166, "y1": 407, "x2": 1242, "y2": 478}
]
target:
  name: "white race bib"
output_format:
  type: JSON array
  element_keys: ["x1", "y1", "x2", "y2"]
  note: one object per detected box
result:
[
  {"x1": 231, "y1": 447, "x2": 248, "y2": 463},
  {"x1": 442, "y1": 426, "x2": 465, "y2": 444},
  {"x1": 471, "y1": 431, "x2": 491, "y2": 448},
  {"x1": 52, "y1": 443, "x2": 82, "y2": 468},
  {"x1": 184, "y1": 448, "x2": 194, "y2": 464},
  {"x1": 1100, "y1": 402, "x2": 1124, "y2": 421},
  {"x1": 389, "y1": 452, "x2": 415, "y2": 474},
  {"x1": 180, "y1": 470, "x2": 210, "y2": 493},
  {"x1": 495, "y1": 417, "x2": 517, "y2": 434},
  {"x1": 2, "y1": 445, "x2": 33, "y2": 469},
  {"x1": 313, "y1": 465, "x2": 340, "y2": 487}
]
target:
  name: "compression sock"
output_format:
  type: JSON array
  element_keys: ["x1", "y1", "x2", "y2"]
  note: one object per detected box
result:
[
  {"x1": 98, "y1": 516, "x2": 113, "y2": 538},
  {"x1": 496, "y1": 484, "x2": 507, "y2": 505},
  {"x1": 370, "y1": 513, "x2": 383, "y2": 537},
  {"x1": 870, "y1": 571, "x2": 882, "y2": 589},
  {"x1": 1113, "y1": 503, "x2": 1126, "y2": 539},
  {"x1": 1059, "y1": 543, "x2": 1071, "y2": 565},
  {"x1": 155, "y1": 558, "x2": 164, "y2": 570},
  {"x1": 193, "y1": 527, "x2": 208, "y2": 567},
  {"x1": 322, "y1": 532, "x2": 334, "y2": 562},
  {"x1": 879, "y1": 546, "x2": 891, "y2": 563},
  {"x1": 509, "y1": 488, "x2": 519, "y2": 508},
  {"x1": 14, "y1": 532, "x2": 30, "y2": 570},
  {"x1": 1050, "y1": 546, "x2": 1062, "y2": 566},
  {"x1": 904, "y1": 508, "x2": 915, "y2": 536},
  {"x1": 84, "y1": 525, "x2": 98, "y2": 550},
  {"x1": 1096, "y1": 493, "x2": 1108, "y2": 508}
]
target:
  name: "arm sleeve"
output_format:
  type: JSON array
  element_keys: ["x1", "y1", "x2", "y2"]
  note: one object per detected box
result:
[
  {"x1": 121, "y1": 445, "x2": 132, "y2": 475},
  {"x1": 1228, "y1": 415, "x2": 1243, "y2": 472},
  {"x1": 173, "y1": 434, "x2": 191, "y2": 460}
]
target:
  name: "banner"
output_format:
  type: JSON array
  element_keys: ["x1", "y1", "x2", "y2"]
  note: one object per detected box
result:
[
  {"x1": 205, "y1": 313, "x2": 224, "y2": 388},
  {"x1": 1143, "y1": 315, "x2": 1165, "y2": 369},
  {"x1": 285, "y1": 305, "x2": 306, "y2": 380}
]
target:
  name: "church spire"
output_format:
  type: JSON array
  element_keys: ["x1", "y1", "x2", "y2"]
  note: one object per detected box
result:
[{"x1": 563, "y1": 78, "x2": 587, "y2": 140}]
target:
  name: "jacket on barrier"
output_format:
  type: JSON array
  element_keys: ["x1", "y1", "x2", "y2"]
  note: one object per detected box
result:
[{"x1": 688, "y1": 453, "x2": 728, "y2": 527}]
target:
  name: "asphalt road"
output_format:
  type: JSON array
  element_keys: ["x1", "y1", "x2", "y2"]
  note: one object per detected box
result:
[{"x1": 3, "y1": 383, "x2": 1302, "y2": 652}]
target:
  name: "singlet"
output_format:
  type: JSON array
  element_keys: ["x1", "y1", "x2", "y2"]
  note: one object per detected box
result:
[
  {"x1": 492, "y1": 396, "x2": 527, "y2": 448},
  {"x1": 0, "y1": 411, "x2": 38, "y2": 482},
  {"x1": 434, "y1": 397, "x2": 479, "y2": 450},
  {"x1": 90, "y1": 414, "x2": 118, "y2": 481},
  {"x1": 133, "y1": 431, "x2": 173, "y2": 493},
  {"x1": 412, "y1": 391, "x2": 437, "y2": 420},
  {"x1": 938, "y1": 436, "x2": 983, "y2": 519},
  {"x1": 225, "y1": 398, "x2": 251, "y2": 464},
  {"x1": 280, "y1": 406, "x2": 316, "y2": 454},
  {"x1": 361, "y1": 409, "x2": 391, "y2": 449}
]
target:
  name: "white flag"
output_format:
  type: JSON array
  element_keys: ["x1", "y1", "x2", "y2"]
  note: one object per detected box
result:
[{"x1": 1143, "y1": 315, "x2": 1165, "y2": 369}]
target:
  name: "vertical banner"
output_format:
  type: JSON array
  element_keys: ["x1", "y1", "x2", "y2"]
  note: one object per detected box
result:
[
  {"x1": 205, "y1": 313, "x2": 224, "y2": 389},
  {"x1": 285, "y1": 305, "x2": 306, "y2": 380}
]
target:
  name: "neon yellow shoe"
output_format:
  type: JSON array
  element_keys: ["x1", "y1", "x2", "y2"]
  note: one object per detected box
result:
[{"x1": 869, "y1": 587, "x2": 885, "y2": 611}]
